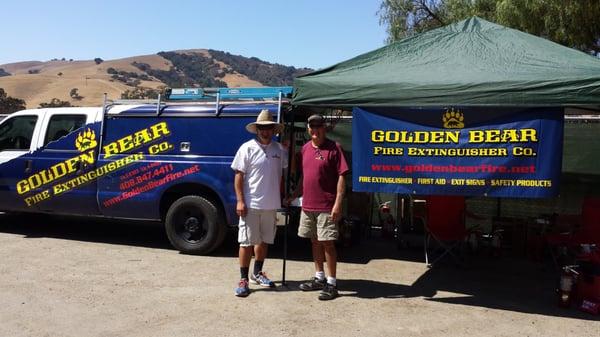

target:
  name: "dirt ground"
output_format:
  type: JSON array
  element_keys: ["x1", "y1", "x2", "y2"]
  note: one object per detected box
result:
[{"x1": 0, "y1": 213, "x2": 598, "y2": 337}]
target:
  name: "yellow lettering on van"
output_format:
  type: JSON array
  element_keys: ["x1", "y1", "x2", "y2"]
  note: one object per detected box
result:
[{"x1": 103, "y1": 122, "x2": 171, "y2": 159}]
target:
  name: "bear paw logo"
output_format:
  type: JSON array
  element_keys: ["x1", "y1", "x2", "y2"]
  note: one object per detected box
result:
[
  {"x1": 442, "y1": 108, "x2": 465, "y2": 129},
  {"x1": 75, "y1": 128, "x2": 97, "y2": 152}
]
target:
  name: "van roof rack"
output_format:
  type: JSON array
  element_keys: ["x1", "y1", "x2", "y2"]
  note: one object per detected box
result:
[
  {"x1": 166, "y1": 86, "x2": 293, "y2": 101},
  {"x1": 103, "y1": 86, "x2": 293, "y2": 120}
]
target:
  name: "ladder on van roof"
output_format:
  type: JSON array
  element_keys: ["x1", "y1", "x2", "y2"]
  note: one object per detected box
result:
[
  {"x1": 166, "y1": 86, "x2": 293, "y2": 101},
  {"x1": 103, "y1": 86, "x2": 293, "y2": 122}
]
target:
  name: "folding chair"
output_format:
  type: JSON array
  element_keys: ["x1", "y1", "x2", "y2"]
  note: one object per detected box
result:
[
  {"x1": 424, "y1": 195, "x2": 475, "y2": 267},
  {"x1": 572, "y1": 197, "x2": 600, "y2": 246}
]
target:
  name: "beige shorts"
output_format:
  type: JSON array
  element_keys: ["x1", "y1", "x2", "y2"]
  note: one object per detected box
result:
[
  {"x1": 298, "y1": 210, "x2": 338, "y2": 241},
  {"x1": 238, "y1": 209, "x2": 277, "y2": 247}
]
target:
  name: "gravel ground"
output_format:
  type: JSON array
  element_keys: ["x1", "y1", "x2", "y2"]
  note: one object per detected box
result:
[{"x1": 0, "y1": 213, "x2": 598, "y2": 337}]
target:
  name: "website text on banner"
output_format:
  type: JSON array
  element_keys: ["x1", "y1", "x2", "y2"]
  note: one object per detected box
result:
[{"x1": 351, "y1": 107, "x2": 564, "y2": 198}]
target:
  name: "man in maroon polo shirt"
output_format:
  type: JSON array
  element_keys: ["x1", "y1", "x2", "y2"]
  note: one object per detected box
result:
[{"x1": 289, "y1": 114, "x2": 349, "y2": 300}]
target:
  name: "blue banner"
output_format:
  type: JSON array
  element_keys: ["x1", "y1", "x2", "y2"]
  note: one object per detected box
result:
[{"x1": 352, "y1": 107, "x2": 564, "y2": 198}]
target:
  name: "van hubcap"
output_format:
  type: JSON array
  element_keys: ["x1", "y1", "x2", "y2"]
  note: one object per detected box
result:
[
  {"x1": 177, "y1": 210, "x2": 207, "y2": 243},
  {"x1": 185, "y1": 217, "x2": 200, "y2": 232}
]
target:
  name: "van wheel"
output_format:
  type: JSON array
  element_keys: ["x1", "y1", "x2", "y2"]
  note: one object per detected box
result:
[{"x1": 165, "y1": 196, "x2": 224, "y2": 255}]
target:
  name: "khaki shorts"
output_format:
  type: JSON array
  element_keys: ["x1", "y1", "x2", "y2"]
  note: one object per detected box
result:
[
  {"x1": 238, "y1": 209, "x2": 277, "y2": 247},
  {"x1": 298, "y1": 210, "x2": 338, "y2": 241}
]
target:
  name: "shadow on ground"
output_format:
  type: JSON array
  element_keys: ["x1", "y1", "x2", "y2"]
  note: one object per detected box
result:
[
  {"x1": 0, "y1": 213, "x2": 596, "y2": 320},
  {"x1": 0, "y1": 213, "x2": 172, "y2": 251}
]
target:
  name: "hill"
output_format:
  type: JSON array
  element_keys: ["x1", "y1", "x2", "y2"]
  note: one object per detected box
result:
[{"x1": 0, "y1": 49, "x2": 312, "y2": 109}]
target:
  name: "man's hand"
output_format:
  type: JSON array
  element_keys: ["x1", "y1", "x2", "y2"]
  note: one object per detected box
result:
[
  {"x1": 234, "y1": 171, "x2": 246, "y2": 217},
  {"x1": 331, "y1": 174, "x2": 345, "y2": 223},
  {"x1": 283, "y1": 196, "x2": 294, "y2": 208},
  {"x1": 236, "y1": 200, "x2": 247, "y2": 217},
  {"x1": 331, "y1": 203, "x2": 342, "y2": 223}
]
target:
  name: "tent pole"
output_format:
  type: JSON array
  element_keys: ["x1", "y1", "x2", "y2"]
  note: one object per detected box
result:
[{"x1": 281, "y1": 108, "x2": 295, "y2": 287}]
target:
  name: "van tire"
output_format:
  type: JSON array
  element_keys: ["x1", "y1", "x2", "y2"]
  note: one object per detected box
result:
[{"x1": 165, "y1": 196, "x2": 224, "y2": 255}]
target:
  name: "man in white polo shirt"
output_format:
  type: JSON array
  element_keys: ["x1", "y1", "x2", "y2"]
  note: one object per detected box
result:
[{"x1": 231, "y1": 109, "x2": 287, "y2": 297}]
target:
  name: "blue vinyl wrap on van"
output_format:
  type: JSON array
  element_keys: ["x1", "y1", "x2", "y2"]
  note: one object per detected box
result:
[{"x1": 0, "y1": 104, "x2": 278, "y2": 226}]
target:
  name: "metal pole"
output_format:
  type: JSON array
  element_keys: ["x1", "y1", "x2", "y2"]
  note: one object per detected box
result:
[
  {"x1": 276, "y1": 91, "x2": 282, "y2": 123},
  {"x1": 281, "y1": 108, "x2": 294, "y2": 287},
  {"x1": 102, "y1": 93, "x2": 107, "y2": 113},
  {"x1": 98, "y1": 93, "x2": 108, "y2": 179},
  {"x1": 155, "y1": 94, "x2": 161, "y2": 116},
  {"x1": 215, "y1": 92, "x2": 220, "y2": 116}
]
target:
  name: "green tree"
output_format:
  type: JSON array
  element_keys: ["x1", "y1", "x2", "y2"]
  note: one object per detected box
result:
[
  {"x1": 0, "y1": 88, "x2": 26, "y2": 113},
  {"x1": 120, "y1": 87, "x2": 161, "y2": 99},
  {"x1": 39, "y1": 98, "x2": 72, "y2": 108},
  {"x1": 69, "y1": 88, "x2": 82, "y2": 100},
  {"x1": 379, "y1": 0, "x2": 600, "y2": 54}
]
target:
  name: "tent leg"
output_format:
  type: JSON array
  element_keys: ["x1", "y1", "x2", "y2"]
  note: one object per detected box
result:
[
  {"x1": 281, "y1": 108, "x2": 294, "y2": 288},
  {"x1": 282, "y1": 211, "x2": 288, "y2": 286},
  {"x1": 424, "y1": 233, "x2": 430, "y2": 267}
]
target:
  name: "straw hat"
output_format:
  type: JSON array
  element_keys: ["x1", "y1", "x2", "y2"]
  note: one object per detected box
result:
[{"x1": 246, "y1": 109, "x2": 284, "y2": 134}]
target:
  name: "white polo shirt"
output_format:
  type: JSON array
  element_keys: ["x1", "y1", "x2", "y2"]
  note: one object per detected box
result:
[{"x1": 231, "y1": 139, "x2": 288, "y2": 210}]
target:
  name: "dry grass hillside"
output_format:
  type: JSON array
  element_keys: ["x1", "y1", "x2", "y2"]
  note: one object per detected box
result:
[{"x1": 0, "y1": 49, "x2": 278, "y2": 109}]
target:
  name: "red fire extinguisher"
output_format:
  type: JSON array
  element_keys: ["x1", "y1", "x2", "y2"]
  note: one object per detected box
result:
[
  {"x1": 379, "y1": 201, "x2": 395, "y2": 239},
  {"x1": 558, "y1": 265, "x2": 579, "y2": 307}
]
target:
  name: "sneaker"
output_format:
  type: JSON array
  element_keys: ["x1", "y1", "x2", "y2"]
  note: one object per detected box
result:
[
  {"x1": 318, "y1": 283, "x2": 338, "y2": 301},
  {"x1": 250, "y1": 271, "x2": 275, "y2": 288},
  {"x1": 235, "y1": 279, "x2": 250, "y2": 297},
  {"x1": 299, "y1": 277, "x2": 326, "y2": 291}
]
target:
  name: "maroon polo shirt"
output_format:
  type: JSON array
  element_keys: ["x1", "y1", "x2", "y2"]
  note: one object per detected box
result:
[{"x1": 299, "y1": 139, "x2": 349, "y2": 212}]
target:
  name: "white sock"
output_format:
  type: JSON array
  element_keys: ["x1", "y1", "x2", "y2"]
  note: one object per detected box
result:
[
  {"x1": 315, "y1": 271, "x2": 325, "y2": 280},
  {"x1": 327, "y1": 276, "x2": 337, "y2": 286}
]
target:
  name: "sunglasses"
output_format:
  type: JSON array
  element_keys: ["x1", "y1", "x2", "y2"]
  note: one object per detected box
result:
[
  {"x1": 309, "y1": 123, "x2": 324, "y2": 129},
  {"x1": 257, "y1": 125, "x2": 275, "y2": 131}
]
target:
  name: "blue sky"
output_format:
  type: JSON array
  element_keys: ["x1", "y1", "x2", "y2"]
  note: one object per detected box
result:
[{"x1": 0, "y1": 0, "x2": 387, "y2": 70}]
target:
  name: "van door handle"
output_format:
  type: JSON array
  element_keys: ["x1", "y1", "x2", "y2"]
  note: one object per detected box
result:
[{"x1": 24, "y1": 160, "x2": 32, "y2": 173}]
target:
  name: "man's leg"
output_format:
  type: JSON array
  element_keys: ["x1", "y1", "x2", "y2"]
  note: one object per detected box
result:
[
  {"x1": 311, "y1": 238, "x2": 325, "y2": 273},
  {"x1": 239, "y1": 245, "x2": 253, "y2": 275},
  {"x1": 322, "y1": 240, "x2": 337, "y2": 278},
  {"x1": 254, "y1": 242, "x2": 268, "y2": 265},
  {"x1": 251, "y1": 243, "x2": 274, "y2": 287},
  {"x1": 238, "y1": 211, "x2": 256, "y2": 277},
  {"x1": 235, "y1": 245, "x2": 253, "y2": 297},
  {"x1": 252, "y1": 243, "x2": 267, "y2": 280},
  {"x1": 298, "y1": 211, "x2": 326, "y2": 291},
  {"x1": 250, "y1": 210, "x2": 276, "y2": 287},
  {"x1": 235, "y1": 210, "x2": 258, "y2": 297},
  {"x1": 316, "y1": 213, "x2": 339, "y2": 300},
  {"x1": 253, "y1": 209, "x2": 276, "y2": 274}
]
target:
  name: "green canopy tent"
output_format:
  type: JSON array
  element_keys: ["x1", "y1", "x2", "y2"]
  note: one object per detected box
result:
[
  {"x1": 290, "y1": 17, "x2": 600, "y2": 244},
  {"x1": 293, "y1": 16, "x2": 600, "y2": 108},
  {"x1": 292, "y1": 16, "x2": 600, "y2": 178}
]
